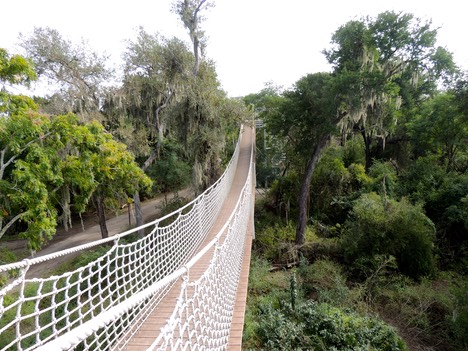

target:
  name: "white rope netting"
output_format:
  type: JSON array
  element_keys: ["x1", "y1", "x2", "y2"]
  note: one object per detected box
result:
[
  {"x1": 0, "y1": 126, "x2": 247, "y2": 351},
  {"x1": 151, "y1": 152, "x2": 253, "y2": 351}
]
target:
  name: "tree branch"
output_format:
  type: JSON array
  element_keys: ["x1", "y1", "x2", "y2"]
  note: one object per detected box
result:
[
  {"x1": 0, "y1": 132, "x2": 52, "y2": 180},
  {"x1": 0, "y1": 212, "x2": 27, "y2": 240}
]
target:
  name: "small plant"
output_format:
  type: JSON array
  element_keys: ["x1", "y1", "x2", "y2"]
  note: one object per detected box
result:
[{"x1": 290, "y1": 271, "x2": 297, "y2": 311}]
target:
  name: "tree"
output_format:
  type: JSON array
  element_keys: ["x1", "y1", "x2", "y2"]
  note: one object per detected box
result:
[
  {"x1": 0, "y1": 52, "x2": 151, "y2": 246},
  {"x1": 171, "y1": 0, "x2": 243, "y2": 190},
  {"x1": 324, "y1": 11, "x2": 457, "y2": 170},
  {"x1": 173, "y1": 0, "x2": 214, "y2": 76},
  {"x1": 0, "y1": 112, "x2": 56, "y2": 248},
  {"x1": 20, "y1": 27, "x2": 112, "y2": 121},
  {"x1": 168, "y1": 61, "x2": 236, "y2": 190},
  {"x1": 121, "y1": 29, "x2": 193, "y2": 162},
  {"x1": 117, "y1": 29, "x2": 194, "y2": 234},
  {"x1": 0, "y1": 48, "x2": 36, "y2": 87},
  {"x1": 0, "y1": 111, "x2": 152, "y2": 247},
  {"x1": 0, "y1": 48, "x2": 37, "y2": 115},
  {"x1": 267, "y1": 73, "x2": 339, "y2": 245},
  {"x1": 409, "y1": 92, "x2": 467, "y2": 171},
  {"x1": 244, "y1": 83, "x2": 285, "y2": 187},
  {"x1": 84, "y1": 123, "x2": 152, "y2": 238}
]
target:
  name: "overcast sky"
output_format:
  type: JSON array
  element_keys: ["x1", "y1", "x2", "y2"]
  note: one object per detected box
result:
[{"x1": 1, "y1": 0, "x2": 466, "y2": 97}]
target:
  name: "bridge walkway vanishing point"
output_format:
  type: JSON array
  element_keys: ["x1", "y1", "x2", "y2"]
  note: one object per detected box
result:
[
  {"x1": 0, "y1": 125, "x2": 255, "y2": 351},
  {"x1": 123, "y1": 125, "x2": 254, "y2": 350}
]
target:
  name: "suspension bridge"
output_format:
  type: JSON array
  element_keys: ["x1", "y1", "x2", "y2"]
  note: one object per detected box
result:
[{"x1": 0, "y1": 125, "x2": 255, "y2": 351}]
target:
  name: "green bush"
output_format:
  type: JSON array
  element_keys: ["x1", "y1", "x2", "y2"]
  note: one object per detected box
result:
[
  {"x1": 253, "y1": 301, "x2": 408, "y2": 351},
  {"x1": 342, "y1": 192, "x2": 435, "y2": 280},
  {"x1": 145, "y1": 146, "x2": 191, "y2": 195},
  {"x1": 375, "y1": 272, "x2": 468, "y2": 350},
  {"x1": 298, "y1": 259, "x2": 351, "y2": 307},
  {"x1": 0, "y1": 247, "x2": 20, "y2": 287},
  {"x1": 267, "y1": 172, "x2": 300, "y2": 222},
  {"x1": 450, "y1": 277, "x2": 468, "y2": 349},
  {"x1": 398, "y1": 156, "x2": 468, "y2": 269},
  {"x1": 243, "y1": 256, "x2": 291, "y2": 347},
  {"x1": 366, "y1": 160, "x2": 399, "y2": 197},
  {"x1": 310, "y1": 144, "x2": 369, "y2": 224}
]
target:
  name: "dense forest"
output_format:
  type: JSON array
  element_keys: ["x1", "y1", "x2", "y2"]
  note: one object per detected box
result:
[
  {"x1": 243, "y1": 11, "x2": 467, "y2": 351},
  {"x1": 0, "y1": 2, "x2": 466, "y2": 350}
]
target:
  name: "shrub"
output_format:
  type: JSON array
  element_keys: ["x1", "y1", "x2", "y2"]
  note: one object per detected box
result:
[
  {"x1": 298, "y1": 259, "x2": 351, "y2": 307},
  {"x1": 310, "y1": 145, "x2": 368, "y2": 224},
  {"x1": 342, "y1": 192, "x2": 435, "y2": 280},
  {"x1": 375, "y1": 272, "x2": 468, "y2": 350},
  {"x1": 398, "y1": 157, "x2": 468, "y2": 270},
  {"x1": 243, "y1": 256, "x2": 291, "y2": 348},
  {"x1": 367, "y1": 160, "x2": 398, "y2": 197},
  {"x1": 254, "y1": 301, "x2": 408, "y2": 351}
]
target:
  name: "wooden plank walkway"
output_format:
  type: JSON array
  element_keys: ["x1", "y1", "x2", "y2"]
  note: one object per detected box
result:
[{"x1": 122, "y1": 126, "x2": 254, "y2": 350}]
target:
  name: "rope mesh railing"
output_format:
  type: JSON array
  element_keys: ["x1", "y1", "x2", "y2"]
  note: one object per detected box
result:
[
  {"x1": 35, "y1": 126, "x2": 254, "y2": 351},
  {"x1": 0, "y1": 126, "x2": 246, "y2": 351},
  {"x1": 151, "y1": 147, "x2": 253, "y2": 350}
]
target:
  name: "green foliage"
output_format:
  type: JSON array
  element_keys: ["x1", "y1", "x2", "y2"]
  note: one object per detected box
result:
[
  {"x1": 266, "y1": 171, "x2": 300, "y2": 222},
  {"x1": 0, "y1": 111, "x2": 151, "y2": 248},
  {"x1": 0, "y1": 247, "x2": 20, "y2": 287},
  {"x1": 450, "y1": 277, "x2": 468, "y2": 349},
  {"x1": 375, "y1": 272, "x2": 468, "y2": 350},
  {"x1": 324, "y1": 11, "x2": 456, "y2": 170},
  {"x1": 310, "y1": 143, "x2": 370, "y2": 223},
  {"x1": 0, "y1": 49, "x2": 37, "y2": 116},
  {"x1": 366, "y1": 160, "x2": 398, "y2": 197},
  {"x1": 244, "y1": 83, "x2": 285, "y2": 187},
  {"x1": 251, "y1": 300, "x2": 408, "y2": 351},
  {"x1": 342, "y1": 137, "x2": 366, "y2": 167},
  {"x1": 168, "y1": 59, "x2": 240, "y2": 190},
  {"x1": 408, "y1": 92, "x2": 467, "y2": 172},
  {"x1": 253, "y1": 223, "x2": 296, "y2": 262},
  {"x1": 342, "y1": 192, "x2": 435, "y2": 280},
  {"x1": 298, "y1": 259, "x2": 352, "y2": 307},
  {"x1": 244, "y1": 11, "x2": 466, "y2": 351},
  {"x1": 20, "y1": 27, "x2": 110, "y2": 119},
  {"x1": 145, "y1": 142, "x2": 191, "y2": 194},
  {"x1": 398, "y1": 156, "x2": 468, "y2": 268},
  {"x1": 0, "y1": 48, "x2": 36, "y2": 85},
  {"x1": 270, "y1": 73, "x2": 338, "y2": 158}
]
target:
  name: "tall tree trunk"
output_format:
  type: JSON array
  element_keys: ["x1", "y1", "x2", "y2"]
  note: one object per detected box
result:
[
  {"x1": 192, "y1": 36, "x2": 200, "y2": 76},
  {"x1": 295, "y1": 135, "x2": 330, "y2": 245},
  {"x1": 133, "y1": 192, "x2": 144, "y2": 238},
  {"x1": 132, "y1": 147, "x2": 159, "y2": 238},
  {"x1": 93, "y1": 194, "x2": 108, "y2": 239},
  {"x1": 361, "y1": 128, "x2": 372, "y2": 172}
]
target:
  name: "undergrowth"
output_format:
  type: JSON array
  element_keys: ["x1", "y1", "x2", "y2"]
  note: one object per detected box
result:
[{"x1": 244, "y1": 219, "x2": 468, "y2": 350}]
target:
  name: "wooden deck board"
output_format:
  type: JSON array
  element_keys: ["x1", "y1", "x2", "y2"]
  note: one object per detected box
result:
[{"x1": 121, "y1": 127, "x2": 254, "y2": 350}]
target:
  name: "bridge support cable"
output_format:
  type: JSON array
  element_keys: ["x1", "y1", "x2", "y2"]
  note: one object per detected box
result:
[{"x1": 0, "y1": 126, "x2": 245, "y2": 351}]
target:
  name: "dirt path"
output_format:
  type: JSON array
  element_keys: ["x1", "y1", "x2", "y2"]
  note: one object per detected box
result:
[{"x1": 23, "y1": 188, "x2": 193, "y2": 278}]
